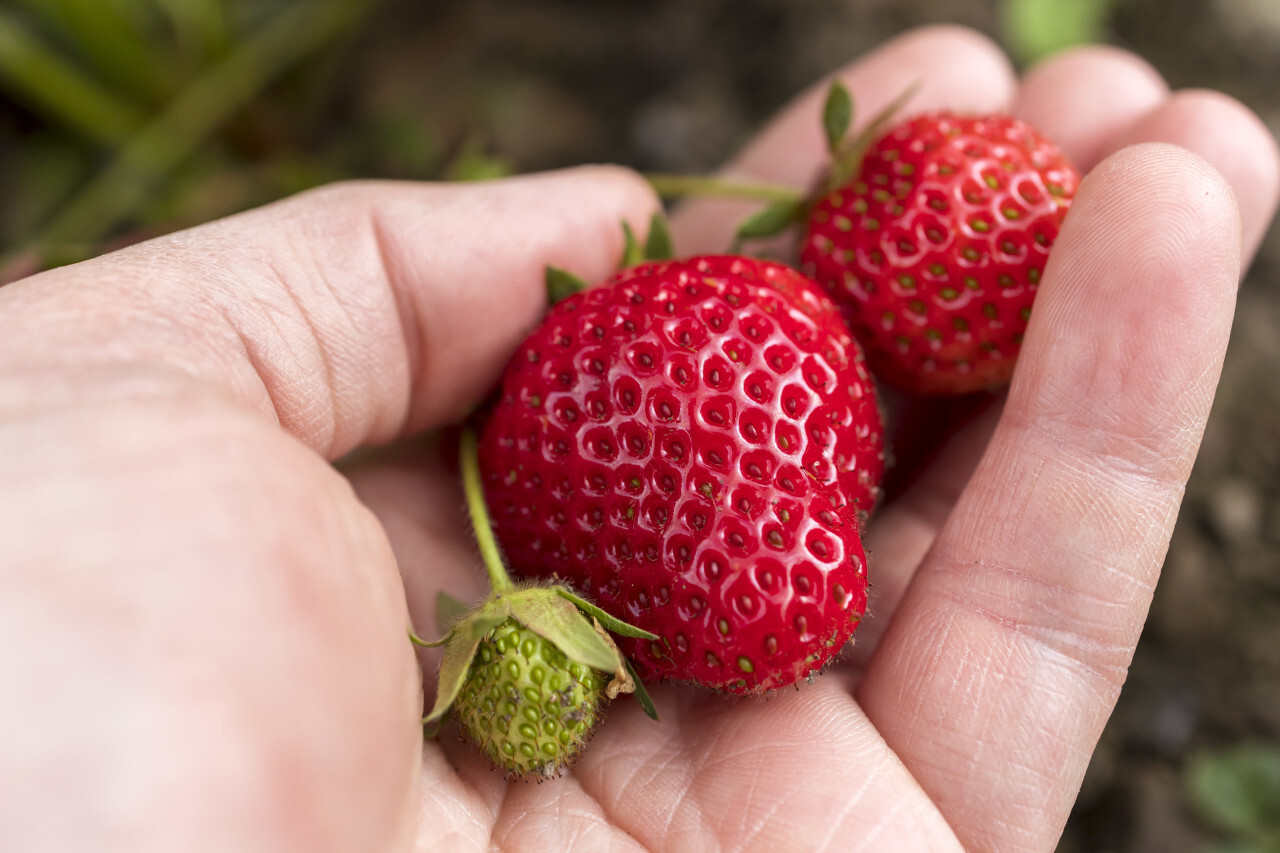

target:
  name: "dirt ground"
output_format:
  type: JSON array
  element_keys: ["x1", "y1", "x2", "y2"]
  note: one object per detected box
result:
[{"x1": 376, "y1": 2, "x2": 1280, "y2": 850}]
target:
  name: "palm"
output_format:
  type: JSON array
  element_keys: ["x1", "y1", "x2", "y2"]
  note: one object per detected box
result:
[
  {"x1": 354, "y1": 446, "x2": 960, "y2": 850},
  {"x1": 2, "y1": 25, "x2": 1276, "y2": 853}
]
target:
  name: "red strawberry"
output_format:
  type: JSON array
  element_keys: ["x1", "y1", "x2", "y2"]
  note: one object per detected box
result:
[
  {"x1": 800, "y1": 110, "x2": 1080, "y2": 394},
  {"x1": 477, "y1": 255, "x2": 884, "y2": 693}
]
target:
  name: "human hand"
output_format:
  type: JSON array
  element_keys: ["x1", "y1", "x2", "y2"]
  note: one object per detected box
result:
[{"x1": 1, "y1": 25, "x2": 1275, "y2": 853}]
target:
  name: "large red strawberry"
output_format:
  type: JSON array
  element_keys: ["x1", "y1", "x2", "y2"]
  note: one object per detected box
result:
[
  {"x1": 799, "y1": 106, "x2": 1080, "y2": 394},
  {"x1": 477, "y1": 255, "x2": 885, "y2": 693}
]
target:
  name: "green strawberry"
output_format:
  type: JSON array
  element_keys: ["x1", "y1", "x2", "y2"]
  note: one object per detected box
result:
[
  {"x1": 452, "y1": 618, "x2": 607, "y2": 776},
  {"x1": 414, "y1": 430, "x2": 657, "y2": 779}
]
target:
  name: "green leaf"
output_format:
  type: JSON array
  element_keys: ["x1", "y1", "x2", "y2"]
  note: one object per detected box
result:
[
  {"x1": 545, "y1": 265, "x2": 588, "y2": 304},
  {"x1": 556, "y1": 587, "x2": 659, "y2": 641},
  {"x1": 444, "y1": 133, "x2": 514, "y2": 182},
  {"x1": 620, "y1": 220, "x2": 643, "y2": 267},
  {"x1": 1001, "y1": 0, "x2": 1113, "y2": 66},
  {"x1": 1186, "y1": 744, "x2": 1280, "y2": 838},
  {"x1": 822, "y1": 80, "x2": 854, "y2": 155},
  {"x1": 507, "y1": 589, "x2": 620, "y2": 674},
  {"x1": 824, "y1": 80, "x2": 920, "y2": 195},
  {"x1": 408, "y1": 628, "x2": 448, "y2": 648},
  {"x1": 435, "y1": 590, "x2": 472, "y2": 634},
  {"x1": 643, "y1": 213, "x2": 674, "y2": 261},
  {"x1": 625, "y1": 658, "x2": 659, "y2": 721},
  {"x1": 734, "y1": 199, "x2": 804, "y2": 243},
  {"x1": 421, "y1": 603, "x2": 510, "y2": 731}
]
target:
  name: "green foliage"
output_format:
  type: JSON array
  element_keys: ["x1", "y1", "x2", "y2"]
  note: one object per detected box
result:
[
  {"x1": 443, "y1": 134, "x2": 514, "y2": 182},
  {"x1": 0, "y1": 0, "x2": 512, "y2": 278},
  {"x1": 822, "y1": 80, "x2": 853, "y2": 155},
  {"x1": 1000, "y1": 0, "x2": 1116, "y2": 66},
  {"x1": 1186, "y1": 743, "x2": 1280, "y2": 852}
]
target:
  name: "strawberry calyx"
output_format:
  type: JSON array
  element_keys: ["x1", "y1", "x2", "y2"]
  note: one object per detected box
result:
[
  {"x1": 411, "y1": 429, "x2": 659, "y2": 776},
  {"x1": 644, "y1": 80, "x2": 919, "y2": 249}
]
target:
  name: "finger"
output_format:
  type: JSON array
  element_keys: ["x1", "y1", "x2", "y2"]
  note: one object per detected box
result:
[
  {"x1": 851, "y1": 400, "x2": 1003, "y2": 666},
  {"x1": 343, "y1": 442, "x2": 485, "y2": 643},
  {"x1": 844, "y1": 41, "x2": 1170, "y2": 663},
  {"x1": 856, "y1": 145, "x2": 1241, "y2": 851},
  {"x1": 0, "y1": 389, "x2": 424, "y2": 850},
  {"x1": 0, "y1": 167, "x2": 659, "y2": 459},
  {"x1": 1110, "y1": 88, "x2": 1280, "y2": 262},
  {"x1": 1013, "y1": 46, "x2": 1169, "y2": 172},
  {"x1": 345, "y1": 453, "x2": 967, "y2": 852},
  {"x1": 573, "y1": 682, "x2": 964, "y2": 851},
  {"x1": 849, "y1": 56, "x2": 1279, "y2": 668},
  {"x1": 670, "y1": 25, "x2": 1018, "y2": 255}
]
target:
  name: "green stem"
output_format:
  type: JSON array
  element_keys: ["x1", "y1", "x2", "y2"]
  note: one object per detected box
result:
[
  {"x1": 644, "y1": 173, "x2": 804, "y2": 205},
  {"x1": 459, "y1": 428, "x2": 514, "y2": 593}
]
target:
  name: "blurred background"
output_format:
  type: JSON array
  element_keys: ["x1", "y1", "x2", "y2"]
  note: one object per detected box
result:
[{"x1": 1, "y1": 0, "x2": 1277, "y2": 849}]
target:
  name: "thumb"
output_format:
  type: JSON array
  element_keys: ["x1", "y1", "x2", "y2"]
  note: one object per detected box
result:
[{"x1": 0, "y1": 166, "x2": 659, "y2": 457}]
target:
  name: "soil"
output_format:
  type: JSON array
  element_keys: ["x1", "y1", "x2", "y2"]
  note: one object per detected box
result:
[{"x1": 373, "y1": 2, "x2": 1280, "y2": 850}]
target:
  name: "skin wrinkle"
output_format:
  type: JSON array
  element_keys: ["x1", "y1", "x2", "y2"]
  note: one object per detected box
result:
[
  {"x1": 285, "y1": 193, "x2": 418, "y2": 453},
  {"x1": 265, "y1": 251, "x2": 341, "y2": 448},
  {"x1": 812, "y1": 747, "x2": 888, "y2": 852},
  {"x1": 1004, "y1": 404, "x2": 1199, "y2": 497},
  {"x1": 370, "y1": 203, "x2": 426, "y2": 442},
  {"x1": 966, "y1": 427, "x2": 1182, "y2": 554},
  {"x1": 928, "y1": 579, "x2": 1133, "y2": 693},
  {"x1": 195, "y1": 248, "x2": 327, "y2": 439},
  {"x1": 579, "y1": 745, "x2": 691, "y2": 846},
  {"x1": 416, "y1": 757, "x2": 492, "y2": 850}
]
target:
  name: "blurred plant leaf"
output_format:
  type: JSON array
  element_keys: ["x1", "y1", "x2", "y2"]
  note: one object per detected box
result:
[
  {"x1": 0, "y1": 9, "x2": 145, "y2": 144},
  {"x1": 11, "y1": 0, "x2": 175, "y2": 103},
  {"x1": 822, "y1": 80, "x2": 853, "y2": 155},
  {"x1": 5, "y1": 133, "x2": 93, "y2": 238},
  {"x1": 444, "y1": 134, "x2": 513, "y2": 182},
  {"x1": 1000, "y1": 0, "x2": 1114, "y2": 66},
  {"x1": 150, "y1": 0, "x2": 232, "y2": 66},
  {"x1": 35, "y1": 0, "x2": 380, "y2": 259},
  {"x1": 733, "y1": 199, "x2": 804, "y2": 244},
  {"x1": 1186, "y1": 744, "x2": 1280, "y2": 842},
  {"x1": 642, "y1": 213, "x2": 673, "y2": 261}
]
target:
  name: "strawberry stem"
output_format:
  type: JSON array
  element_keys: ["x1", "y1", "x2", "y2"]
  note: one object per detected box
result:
[
  {"x1": 459, "y1": 428, "x2": 514, "y2": 593},
  {"x1": 644, "y1": 173, "x2": 803, "y2": 205}
]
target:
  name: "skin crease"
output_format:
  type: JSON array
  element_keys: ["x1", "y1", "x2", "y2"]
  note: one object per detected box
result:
[{"x1": 0, "y1": 24, "x2": 1277, "y2": 853}]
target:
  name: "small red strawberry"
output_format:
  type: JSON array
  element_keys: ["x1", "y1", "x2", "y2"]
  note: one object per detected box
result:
[
  {"x1": 800, "y1": 104, "x2": 1080, "y2": 394},
  {"x1": 477, "y1": 253, "x2": 885, "y2": 693},
  {"x1": 647, "y1": 83, "x2": 1080, "y2": 395}
]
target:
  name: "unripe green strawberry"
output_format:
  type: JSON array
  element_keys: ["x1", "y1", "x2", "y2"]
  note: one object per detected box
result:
[
  {"x1": 414, "y1": 431, "x2": 658, "y2": 779},
  {"x1": 454, "y1": 618, "x2": 606, "y2": 777}
]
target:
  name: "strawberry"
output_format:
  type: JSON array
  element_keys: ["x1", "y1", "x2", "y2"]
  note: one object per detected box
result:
[
  {"x1": 415, "y1": 430, "x2": 658, "y2": 779},
  {"x1": 647, "y1": 83, "x2": 1080, "y2": 395},
  {"x1": 799, "y1": 107, "x2": 1080, "y2": 394},
  {"x1": 476, "y1": 254, "x2": 885, "y2": 693},
  {"x1": 450, "y1": 618, "x2": 608, "y2": 778}
]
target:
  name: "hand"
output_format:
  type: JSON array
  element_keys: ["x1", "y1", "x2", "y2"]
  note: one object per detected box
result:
[{"x1": 1, "y1": 25, "x2": 1275, "y2": 853}]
